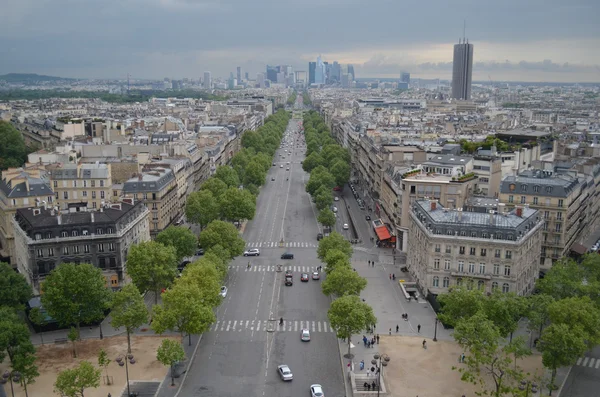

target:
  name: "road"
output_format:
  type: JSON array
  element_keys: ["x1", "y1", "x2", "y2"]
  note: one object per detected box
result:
[{"x1": 177, "y1": 116, "x2": 345, "y2": 397}]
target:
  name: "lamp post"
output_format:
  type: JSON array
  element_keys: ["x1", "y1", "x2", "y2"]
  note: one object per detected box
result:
[
  {"x1": 116, "y1": 353, "x2": 136, "y2": 397},
  {"x1": 433, "y1": 317, "x2": 439, "y2": 342},
  {"x1": 371, "y1": 353, "x2": 390, "y2": 397},
  {"x1": 1, "y1": 370, "x2": 21, "y2": 397},
  {"x1": 519, "y1": 380, "x2": 538, "y2": 397}
]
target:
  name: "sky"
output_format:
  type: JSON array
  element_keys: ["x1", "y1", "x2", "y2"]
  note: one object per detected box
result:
[{"x1": 1, "y1": 0, "x2": 599, "y2": 83}]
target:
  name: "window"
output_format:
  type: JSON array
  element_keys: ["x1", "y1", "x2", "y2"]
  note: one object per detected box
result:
[
  {"x1": 479, "y1": 263, "x2": 486, "y2": 274},
  {"x1": 114, "y1": 190, "x2": 118, "y2": 197},
  {"x1": 456, "y1": 278, "x2": 463, "y2": 286},
  {"x1": 82, "y1": 191, "x2": 87, "y2": 197},
  {"x1": 83, "y1": 180, "x2": 87, "y2": 187},
  {"x1": 109, "y1": 243, "x2": 115, "y2": 251},
  {"x1": 61, "y1": 231, "x2": 68, "y2": 237},
  {"x1": 153, "y1": 222, "x2": 158, "y2": 230},
  {"x1": 521, "y1": 184, "x2": 527, "y2": 192},
  {"x1": 533, "y1": 185, "x2": 539, "y2": 193},
  {"x1": 99, "y1": 257, "x2": 106, "y2": 268},
  {"x1": 72, "y1": 230, "x2": 78, "y2": 237},
  {"x1": 46, "y1": 232, "x2": 53, "y2": 239},
  {"x1": 544, "y1": 211, "x2": 549, "y2": 219},
  {"x1": 469, "y1": 247, "x2": 476, "y2": 255},
  {"x1": 48, "y1": 248, "x2": 54, "y2": 256},
  {"x1": 558, "y1": 199, "x2": 564, "y2": 208},
  {"x1": 433, "y1": 259, "x2": 440, "y2": 270},
  {"x1": 444, "y1": 259, "x2": 451, "y2": 270},
  {"x1": 434, "y1": 244, "x2": 441, "y2": 253},
  {"x1": 100, "y1": 180, "x2": 104, "y2": 187},
  {"x1": 502, "y1": 283, "x2": 510, "y2": 293},
  {"x1": 73, "y1": 180, "x2": 77, "y2": 188},
  {"x1": 504, "y1": 265, "x2": 511, "y2": 276},
  {"x1": 93, "y1": 202, "x2": 97, "y2": 209},
  {"x1": 62, "y1": 246, "x2": 69, "y2": 255},
  {"x1": 84, "y1": 244, "x2": 90, "y2": 253},
  {"x1": 445, "y1": 245, "x2": 452, "y2": 254},
  {"x1": 480, "y1": 248, "x2": 487, "y2": 257},
  {"x1": 101, "y1": 191, "x2": 105, "y2": 199},
  {"x1": 468, "y1": 263, "x2": 475, "y2": 273},
  {"x1": 466, "y1": 279, "x2": 474, "y2": 290},
  {"x1": 53, "y1": 181, "x2": 58, "y2": 188},
  {"x1": 91, "y1": 180, "x2": 96, "y2": 187},
  {"x1": 533, "y1": 197, "x2": 538, "y2": 205},
  {"x1": 494, "y1": 249, "x2": 501, "y2": 258},
  {"x1": 492, "y1": 281, "x2": 498, "y2": 290},
  {"x1": 63, "y1": 192, "x2": 69, "y2": 199},
  {"x1": 107, "y1": 227, "x2": 114, "y2": 234},
  {"x1": 478, "y1": 280, "x2": 485, "y2": 290},
  {"x1": 508, "y1": 195, "x2": 514, "y2": 203},
  {"x1": 98, "y1": 244, "x2": 104, "y2": 252},
  {"x1": 458, "y1": 261, "x2": 464, "y2": 272},
  {"x1": 520, "y1": 196, "x2": 526, "y2": 204},
  {"x1": 555, "y1": 224, "x2": 562, "y2": 233},
  {"x1": 37, "y1": 249, "x2": 43, "y2": 257},
  {"x1": 144, "y1": 193, "x2": 148, "y2": 200},
  {"x1": 92, "y1": 191, "x2": 96, "y2": 199},
  {"x1": 152, "y1": 203, "x2": 158, "y2": 210},
  {"x1": 443, "y1": 277, "x2": 450, "y2": 288},
  {"x1": 432, "y1": 276, "x2": 439, "y2": 287},
  {"x1": 82, "y1": 229, "x2": 88, "y2": 235},
  {"x1": 96, "y1": 228, "x2": 104, "y2": 235},
  {"x1": 493, "y1": 264, "x2": 500, "y2": 275},
  {"x1": 557, "y1": 212, "x2": 562, "y2": 220},
  {"x1": 505, "y1": 250, "x2": 512, "y2": 259},
  {"x1": 35, "y1": 233, "x2": 41, "y2": 240},
  {"x1": 73, "y1": 246, "x2": 80, "y2": 254},
  {"x1": 459, "y1": 246, "x2": 465, "y2": 255}
]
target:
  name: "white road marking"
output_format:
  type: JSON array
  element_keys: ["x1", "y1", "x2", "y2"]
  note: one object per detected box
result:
[
  {"x1": 582, "y1": 357, "x2": 589, "y2": 366},
  {"x1": 596, "y1": 359, "x2": 600, "y2": 369},
  {"x1": 589, "y1": 358, "x2": 596, "y2": 368},
  {"x1": 226, "y1": 321, "x2": 231, "y2": 332},
  {"x1": 232, "y1": 320, "x2": 237, "y2": 331}
]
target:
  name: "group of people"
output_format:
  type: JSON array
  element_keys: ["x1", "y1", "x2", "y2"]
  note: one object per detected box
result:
[
  {"x1": 389, "y1": 273, "x2": 396, "y2": 280},
  {"x1": 362, "y1": 334, "x2": 378, "y2": 348},
  {"x1": 362, "y1": 381, "x2": 379, "y2": 391}
]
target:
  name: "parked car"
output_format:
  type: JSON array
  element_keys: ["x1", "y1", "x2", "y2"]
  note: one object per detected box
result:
[
  {"x1": 220, "y1": 286, "x2": 228, "y2": 298},
  {"x1": 281, "y1": 252, "x2": 294, "y2": 259},
  {"x1": 343, "y1": 223, "x2": 349, "y2": 230},
  {"x1": 196, "y1": 248, "x2": 205, "y2": 256},
  {"x1": 365, "y1": 215, "x2": 371, "y2": 221}
]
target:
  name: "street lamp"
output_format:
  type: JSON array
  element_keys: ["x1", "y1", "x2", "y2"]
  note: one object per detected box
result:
[
  {"x1": 0, "y1": 370, "x2": 21, "y2": 397},
  {"x1": 371, "y1": 353, "x2": 390, "y2": 397},
  {"x1": 519, "y1": 380, "x2": 538, "y2": 397},
  {"x1": 116, "y1": 353, "x2": 136, "y2": 397},
  {"x1": 433, "y1": 317, "x2": 439, "y2": 342}
]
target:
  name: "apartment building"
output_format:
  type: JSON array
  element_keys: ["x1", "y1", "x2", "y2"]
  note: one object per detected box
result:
[
  {"x1": 408, "y1": 199, "x2": 543, "y2": 298},
  {"x1": 143, "y1": 157, "x2": 192, "y2": 217},
  {"x1": 122, "y1": 168, "x2": 178, "y2": 238},
  {"x1": 499, "y1": 170, "x2": 590, "y2": 268},
  {"x1": 0, "y1": 167, "x2": 54, "y2": 263},
  {"x1": 12, "y1": 201, "x2": 150, "y2": 293},
  {"x1": 48, "y1": 163, "x2": 113, "y2": 210}
]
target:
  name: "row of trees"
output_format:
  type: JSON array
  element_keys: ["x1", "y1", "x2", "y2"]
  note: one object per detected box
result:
[
  {"x1": 301, "y1": 111, "x2": 351, "y2": 231},
  {"x1": 286, "y1": 91, "x2": 297, "y2": 106},
  {"x1": 302, "y1": 92, "x2": 312, "y2": 106},
  {"x1": 185, "y1": 110, "x2": 291, "y2": 230},
  {"x1": 437, "y1": 253, "x2": 600, "y2": 396}
]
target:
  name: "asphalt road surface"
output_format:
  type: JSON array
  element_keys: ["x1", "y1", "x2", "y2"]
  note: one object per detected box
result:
[{"x1": 177, "y1": 117, "x2": 345, "y2": 397}]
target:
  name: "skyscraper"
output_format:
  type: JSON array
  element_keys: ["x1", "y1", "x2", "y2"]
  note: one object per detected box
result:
[
  {"x1": 266, "y1": 65, "x2": 278, "y2": 82},
  {"x1": 451, "y1": 39, "x2": 474, "y2": 100},
  {"x1": 308, "y1": 62, "x2": 316, "y2": 85},
  {"x1": 203, "y1": 71, "x2": 211, "y2": 90},
  {"x1": 237, "y1": 66, "x2": 242, "y2": 83},
  {"x1": 400, "y1": 72, "x2": 410, "y2": 85},
  {"x1": 347, "y1": 64, "x2": 355, "y2": 80},
  {"x1": 314, "y1": 56, "x2": 326, "y2": 85}
]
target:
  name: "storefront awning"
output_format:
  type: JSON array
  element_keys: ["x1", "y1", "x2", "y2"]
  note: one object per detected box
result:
[{"x1": 375, "y1": 225, "x2": 392, "y2": 241}]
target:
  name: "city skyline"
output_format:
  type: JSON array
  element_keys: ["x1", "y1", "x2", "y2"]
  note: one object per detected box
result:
[{"x1": 1, "y1": 0, "x2": 599, "y2": 82}]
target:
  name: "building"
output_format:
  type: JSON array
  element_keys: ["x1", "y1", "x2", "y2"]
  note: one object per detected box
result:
[
  {"x1": 266, "y1": 65, "x2": 278, "y2": 83},
  {"x1": 408, "y1": 199, "x2": 543, "y2": 299},
  {"x1": 203, "y1": 72, "x2": 212, "y2": 90},
  {"x1": 48, "y1": 163, "x2": 113, "y2": 211},
  {"x1": 315, "y1": 56, "x2": 326, "y2": 85},
  {"x1": 499, "y1": 171, "x2": 593, "y2": 269},
  {"x1": 400, "y1": 72, "x2": 411, "y2": 85},
  {"x1": 12, "y1": 201, "x2": 150, "y2": 293},
  {"x1": 236, "y1": 66, "x2": 242, "y2": 84},
  {"x1": 308, "y1": 62, "x2": 316, "y2": 85},
  {"x1": 451, "y1": 39, "x2": 474, "y2": 100},
  {"x1": 256, "y1": 73, "x2": 265, "y2": 88},
  {"x1": 122, "y1": 169, "x2": 179, "y2": 238}
]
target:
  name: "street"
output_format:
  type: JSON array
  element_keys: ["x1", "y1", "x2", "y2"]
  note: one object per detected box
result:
[{"x1": 176, "y1": 116, "x2": 345, "y2": 397}]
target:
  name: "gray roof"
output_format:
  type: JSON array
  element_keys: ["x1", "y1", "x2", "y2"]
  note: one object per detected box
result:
[
  {"x1": 51, "y1": 163, "x2": 109, "y2": 180},
  {"x1": 0, "y1": 173, "x2": 52, "y2": 198},
  {"x1": 500, "y1": 171, "x2": 579, "y2": 197},
  {"x1": 123, "y1": 169, "x2": 174, "y2": 193},
  {"x1": 423, "y1": 154, "x2": 472, "y2": 166}
]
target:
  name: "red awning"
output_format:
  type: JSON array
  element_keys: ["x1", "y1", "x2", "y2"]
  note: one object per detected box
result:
[{"x1": 375, "y1": 225, "x2": 392, "y2": 241}]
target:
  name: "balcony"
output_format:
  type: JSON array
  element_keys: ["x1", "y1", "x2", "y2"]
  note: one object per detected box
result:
[{"x1": 450, "y1": 271, "x2": 492, "y2": 280}]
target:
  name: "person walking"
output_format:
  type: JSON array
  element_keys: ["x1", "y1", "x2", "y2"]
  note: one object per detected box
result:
[
  {"x1": 389, "y1": 328, "x2": 392, "y2": 335},
  {"x1": 422, "y1": 339, "x2": 427, "y2": 349},
  {"x1": 417, "y1": 324, "x2": 421, "y2": 333},
  {"x1": 396, "y1": 324, "x2": 399, "y2": 333},
  {"x1": 389, "y1": 274, "x2": 392, "y2": 280},
  {"x1": 376, "y1": 334, "x2": 380, "y2": 344}
]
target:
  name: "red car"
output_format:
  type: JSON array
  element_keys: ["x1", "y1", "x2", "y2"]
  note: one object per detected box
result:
[{"x1": 300, "y1": 273, "x2": 309, "y2": 282}]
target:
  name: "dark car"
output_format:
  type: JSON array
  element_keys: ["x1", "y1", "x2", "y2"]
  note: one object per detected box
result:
[
  {"x1": 281, "y1": 252, "x2": 294, "y2": 260},
  {"x1": 196, "y1": 248, "x2": 205, "y2": 256},
  {"x1": 285, "y1": 275, "x2": 293, "y2": 286},
  {"x1": 178, "y1": 260, "x2": 191, "y2": 272},
  {"x1": 365, "y1": 215, "x2": 371, "y2": 221},
  {"x1": 317, "y1": 233, "x2": 323, "y2": 241}
]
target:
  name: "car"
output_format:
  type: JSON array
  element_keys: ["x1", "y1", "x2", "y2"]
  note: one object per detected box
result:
[
  {"x1": 286, "y1": 168, "x2": 289, "y2": 171},
  {"x1": 281, "y1": 252, "x2": 294, "y2": 259},
  {"x1": 301, "y1": 273, "x2": 309, "y2": 282},
  {"x1": 196, "y1": 248, "x2": 205, "y2": 256},
  {"x1": 365, "y1": 215, "x2": 371, "y2": 221},
  {"x1": 286, "y1": 161, "x2": 290, "y2": 164},
  {"x1": 332, "y1": 206, "x2": 338, "y2": 213},
  {"x1": 312, "y1": 271, "x2": 320, "y2": 280},
  {"x1": 285, "y1": 274, "x2": 293, "y2": 286},
  {"x1": 243, "y1": 248, "x2": 260, "y2": 256},
  {"x1": 317, "y1": 233, "x2": 323, "y2": 241},
  {"x1": 301, "y1": 328, "x2": 311, "y2": 341},
  {"x1": 343, "y1": 223, "x2": 349, "y2": 230},
  {"x1": 285, "y1": 270, "x2": 292, "y2": 276},
  {"x1": 220, "y1": 286, "x2": 228, "y2": 297},
  {"x1": 271, "y1": 177, "x2": 275, "y2": 181},
  {"x1": 280, "y1": 164, "x2": 284, "y2": 168},
  {"x1": 310, "y1": 384, "x2": 324, "y2": 397},
  {"x1": 334, "y1": 196, "x2": 339, "y2": 201},
  {"x1": 178, "y1": 260, "x2": 191, "y2": 272},
  {"x1": 277, "y1": 364, "x2": 293, "y2": 381}
]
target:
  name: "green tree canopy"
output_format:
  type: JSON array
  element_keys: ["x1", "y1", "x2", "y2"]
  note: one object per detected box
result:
[
  {"x1": 317, "y1": 232, "x2": 352, "y2": 261},
  {"x1": 330, "y1": 159, "x2": 351, "y2": 188},
  {"x1": 185, "y1": 190, "x2": 220, "y2": 230},
  {"x1": 323, "y1": 249, "x2": 352, "y2": 275},
  {"x1": 219, "y1": 187, "x2": 256, "y2": 222},
  {"x1": 317, "y1": 209, "x2": 336, "y2": 229},
  {"x1": 0, "y1": 262, "x2": 32, "y2": 309},
  {"x1": 203, "y1": 246, "x2": 231, "y2": 280},
  {"x1": 0, "y1": 306, "x2": 34, "y2": 365},
  {"x1": 54, "y1": 361, "x2": 101, "y2": 397},
  {"x1": 200, "y1": 177, "x2": 228, "y2": 199},
  {"x1": 315, "y1": 191, "x2": 333, "y2": 211},
  {"x1": 41, "y1": 263, "x2": 111, "y2": 333},
  {"x1": 437, "y1": 286, "x2": 485, "y2": 327},
  {"x1": 199, "y1": 220, "x2": 245, "y2": 258},
  {"x1": 547, "y1": 296, "x2": 600, "y2": 349},
  {"x1": 243, "y1": 160, "x2": 267, "y2": 187},
  {"x1": 328, "y1": 295, "x2": 376, "y2": 357},
  {"x1": 0, "y1": 121, "x2": 29, "y2": 170},
  {"x1": 110, "y1": 283, "x2": 149, "y2": 353},
  {"x1": 214, "y1": 165, "x2": 241, "y2": 188},
  {"x1": 156, "y1": 226, "x2": 197, "y2": 262},
  {"x1": 156, "y1": 339, "x2": 186, "y2": 386},
  {"x1": 126, "y1": 241, "x2": 178, "y2": 304},
  {"x1": 322, "y1": 266, "x2": 366, "y2": 297},
  {"x1": 178, "y1": 260, "x2": 222, "y2": 308},
  {"x1": 302, "y1": 152, "x2": 324, "y2": 173}
]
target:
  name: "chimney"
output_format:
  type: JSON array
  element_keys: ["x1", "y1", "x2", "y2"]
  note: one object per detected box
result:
[
  {"x1": 57, "y1": 214, "x2": 62, "y2": 225},
  {"x1": 91, "y1": 212, "x2": 95, "y2": 223},
  {"x1": 457, "y1": 208, "x2": 463, "y2": 221},
  {"x1": 489, "y1": 210, "x2": 495, "y2": 225},
  {"x1": 138, "y1": 174, "x2": 143, "y2": 181},
  {"x1": 516, "y1": 207, "x2": 523, "y2": 217},
  {"x1": 430, "y1": 201, "x2": 437, "y2": 211},
  {"x1": 42, "y1": 201, "x2": 47, "y2": 210}
]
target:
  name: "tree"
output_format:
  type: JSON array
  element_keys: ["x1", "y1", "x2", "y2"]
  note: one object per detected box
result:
[
  {"x1": 437, "y1": 286, "x2": 485, "y2": 327},
  {"x1": 12, "y1": 348, "x2": 39, "y2": 396},
  {"x1": 0, "y1": 262, "x2": 32, "y2": 309},
  {"x1": 243, "y1": 160, "x2": 266, "y2": 187},
  {"x1": 302, "y1": 152, "x2": 323, "y2": 173},
  {"x1": 317, "y1": 209, "x2": 336, "y2": 229},
  {"x1": 68, "y1": 327, "x2": 79, "y2": 358},
  {"x1": 330, "y1": 159, "x2": 351, "y2": 187},
  {"x1": 317, "y1": 232, "x2": 352, "y2": 261},
  {"x1": 54, "y1": 361, "x2": 101, "y2": 397},
  {"x1": 110, "y1": 284, "x2": 149, "y2": 353},
  {"x1": 0, "y1": 307, "x2": 34, "y2": 365},
  {"x1": 315, "y1": 191, "x2": 333, "y2": 211},
  {"x1": 156, "y1": 226, "x2": 197, "y2": 262},
  {"x1": 328, "y1": 295, "x2": 376, "y2": 357},
  {"x1": 0, "y1": 121, "x2": 28, "y2": 170},
  {"x1": 185, "y1": 190, "x2": 220, "y2": 230},
  {"x1": 306, "y1": 170, "x2": 335, "y2": 196},
  {"x1": 482, "y1": 291, "x2": 527, "y2": 339},
  {"x1": 219, "y1": 187, "x2": 256, "y2": 223},
  {"x1": 322, "y1": 266, "x2": 366, "y2": 297},
  {"x1": 152, "y1": 283, "x2": 216, "y2": 346},
  {"x1": 323, "y1": 249, "x2": 351, "y2": 275},
  {"x1": 97, "y1": 349, "x2": 111, "y2": 386},
  {"x1": 540, "y1": 323, "x2": 587, "y2": 395},
  {"x1": 126, "y1": 241, "x2": 178, "y2": 304},
  {"x1": 199, "y1": 220, "x2": 245, "y2": 258},
  {"x1": 41, "y1": 263, "x2": 111, "y2": 335},
  {"x1": 214, "y1": 165, "x2": 240, "y2": 188},
  {"x1": 157, "y1": 339, "x2": 186, "y2": 386},
  {"x1": 547, "y1": 296, "x2": 600, "y2": 350},
  {"x1": 200, "y1": 177, "x2": 228, "y2": 199},
  {"x1": 204, "y1": 246, "x2": 230, "y2": 280},
  {"x1": 535, "y1": 258, "x2": 587, "y2": 301},
  {"x1": 453, "y1": 312, "x2": 528, "y2": 397},
  {"x1": 526, "y1": 294, "x2": 555, "y2": 345},
  {"x1": 178, "y1": 261, "x2": 222, "y2": 308}
]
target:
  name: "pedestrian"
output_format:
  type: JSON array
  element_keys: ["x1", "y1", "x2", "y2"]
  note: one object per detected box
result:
[
  {"x1": 367, "y1": 339, "x2": 371, "y2": 348},
  {"x1": 389, "y1": 328, "x2": 392, "y2": 335},
  {"x1": 396, "y1": 324, "x2": 399, "y2": 333},
  {"x1": 363, "y1": 335, "x2": 367, "y2": 346},
  {"x1": 364, "y1": 382, "x2": 370, "y2": 390},
  {"x1": 360, "y1": 359, "x2": 365, "y2": 370},
  {"x1": 417, "y1": 324, "x2": 421, "y2": 333},
  {"x1": 376, "y1": 334, "x2": 380, "y2": 344},
  {"x1": 461, "y1": 353, "x2": 466, "y2": 363},
  {"x1": 422, "y1": 339, "x2": 427, "y2": 349},
  {"x1": 392, "y1": 274, "x2": 396, "y2": 280},
  {"x1": 389, "y1": 273, "x2": 392, "y2": 280}
]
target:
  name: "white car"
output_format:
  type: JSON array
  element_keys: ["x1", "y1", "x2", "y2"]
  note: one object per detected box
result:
[
  {"x1": 310, "y1": 384, "x2": 324, "y2": 397},
  {"x1": 220, "y1": 286, "x2": 228, "y2": 297},
  {"x1": 280, "y1": 164, "x2": 284, "y2": 168},
  {"x1": 277, "y1": 364, "x2": 293, "y2": 381},
  {"x1": 334, "y1": 197, "x2": 339, "y2": 201},
  {"x1": 332, "y1": 207, "x2": 337, "y2": 213},
  {"x1": 243, "y1": 248, "x2": 260, "y2": 256},
  {"x1": 343, "y1": 223, "x2": 349, "y2": 230},
  {"x1": 301, "y1": 328, "x2": 310, "y2": 342}
]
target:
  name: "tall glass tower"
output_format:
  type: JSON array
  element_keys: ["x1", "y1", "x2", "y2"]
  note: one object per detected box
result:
[{"x1": 451, "y1": 39, "x2": 474, "y2": 100}]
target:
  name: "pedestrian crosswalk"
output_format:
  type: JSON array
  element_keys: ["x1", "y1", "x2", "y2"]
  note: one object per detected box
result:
[
  {"x1": 245, "y1": 241, "x2": 318, "y2": 248},
  {"x1": 208, "y1": 319, "x2": 335, "y2": 333},
  {"x1": 229, "y1": 265, "x2": 321, "y2": 273},
  {"x1": 576, "y1": 356, "x2": 600, "y2": 370}
]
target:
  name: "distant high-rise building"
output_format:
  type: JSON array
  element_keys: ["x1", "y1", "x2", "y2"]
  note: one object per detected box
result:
[
  {"x1": 237, "y1": 66, "x2": 242, "y2": 83},
  {"x1": 400, "y1": 72, "x2": 411, "y2": 85},
  {"x1": 308, "y1": 62, "x2": 316, "y2": 85},
  {"x1": 203, "y1": 71, "x2": 212, "y2": 90},
  {"x1": 257, "y1": 73, "x2": 265, "y2": 88},
  {"x1": 331, "y1": 61, "x2": 341, "y2": 83},
  {"x1": 277, "y1": 72, "x2": 286, "y2": 84},
  {"x1": 295, "y1": 71, "x2": 307, "y2": 87},
  {"x1": 451, "y1": 39, "x2": 474, "y2": 100},
  {"x1": 266, "y1": 65, "x2": 278, "y2": 82},
  {"x1": 245, "y1": 72, "x2": 249, "y2": 80},
  {"x1": 315, "y1": 56, "x2": 326, "y2": 85},
  {"x1": 348, "y1": 64, "x2": 355, "y2": 80}
]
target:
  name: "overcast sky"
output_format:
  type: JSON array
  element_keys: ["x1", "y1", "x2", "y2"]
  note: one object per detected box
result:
[{"x1": 1, "y1": 0, "x2": 599, "y2": 82}]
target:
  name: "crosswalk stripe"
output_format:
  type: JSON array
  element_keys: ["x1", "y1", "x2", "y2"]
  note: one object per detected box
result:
[
  {"x1": 256, "y1": 320, "x2": 260, "y2": 331},
  {"x1": 318, "y1": 322, "x2": 322, "y2": 332},
  {"x1": 210, "y1": 320, "x2": 334, "y2": 333},
  {"x1": 294, "y1": 321, "x2": 298, "y2": 332},
  {"x1": 596, "y1": 360, "x2": 600, "y2": 369},
  {"x1": 589, "y1": 358, "x2": 596, "y2": 368},
  {"x1": 583, "y1": 357, "x2": 589, "y2": 366},
  {"x1": 312, "y1": 321, "x2": 316, "y2": 332}
]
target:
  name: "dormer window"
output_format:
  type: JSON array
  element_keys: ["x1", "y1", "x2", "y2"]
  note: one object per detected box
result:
[{"x1": 521, "y1": 184, "x2": 527, "y2": 192}]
